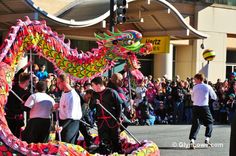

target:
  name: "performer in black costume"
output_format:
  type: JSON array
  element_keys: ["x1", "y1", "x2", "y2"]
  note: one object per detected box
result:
[
  {"x1": 90, "y1": 76, "x2": 123, "y2": 154},
  {"x1": 107, "y1": 73, "x2": 138, "y2": 129},
  {"x1": 5, "y1": 62, "x2": 31, "y2": 138}
]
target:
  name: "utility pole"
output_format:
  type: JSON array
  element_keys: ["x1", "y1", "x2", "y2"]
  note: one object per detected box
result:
[
  {"x1": 110, "y1": 0, "x2": 115, "y2": 32},
  {"x1": 108, "y1": 0, "x2": 126, "y2": 78},
  {"x1": 108, "y1": 0, "x2": 115, "y2": 78}
]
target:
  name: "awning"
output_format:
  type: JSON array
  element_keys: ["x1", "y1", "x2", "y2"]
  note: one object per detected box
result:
[{"x1": 0, "y1": 0, "x2": 208, "y2": 39}]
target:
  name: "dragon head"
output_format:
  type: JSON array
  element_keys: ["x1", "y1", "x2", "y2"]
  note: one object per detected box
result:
[{"x1": 95, "y1": 30, "x2": 153, "y2": 78}]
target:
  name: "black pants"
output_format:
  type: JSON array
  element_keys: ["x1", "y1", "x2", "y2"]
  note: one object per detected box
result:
[
  {"x1": 189, "y1": 106, "x2": 213, "y2": 140},
  {"x1": 230, "y1": 113, "x2": 236, "y2": 156},
  {"x1": 21, "y1": 118, "x2": 51, "y2": 143},
  {"x1": 56, "y1": 119, "x2": 80, "y2": 144},
  {"x1": 97, "y1": 120, "x2": 122, "y2": 154},
  {"x1": 77, "y1": 121, "x2": 93, "y2": 147},
  {"x1": 5, "y1": 117, "x2": 24, "y2": 138}
]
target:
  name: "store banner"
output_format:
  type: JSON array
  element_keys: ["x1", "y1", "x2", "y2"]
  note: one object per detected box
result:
[{"x1": 141, "y1": 36, "x2": 170, "y2": 54}]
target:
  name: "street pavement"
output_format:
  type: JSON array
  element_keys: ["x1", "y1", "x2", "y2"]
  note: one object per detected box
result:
[{"x1": 127, "y1": 124, "x2": 230, "y2": 156}]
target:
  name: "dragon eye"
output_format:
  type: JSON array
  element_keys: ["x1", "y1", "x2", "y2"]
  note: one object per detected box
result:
[
  {"x1": 112, "y1": 40, "x2": 118, "y2": 45},
  {"x1": 124, "y1": 39, "x2": 133, "y2": 45},
  {"x1": 127, "y1": 34, "x2": 133, "y2": 39}
]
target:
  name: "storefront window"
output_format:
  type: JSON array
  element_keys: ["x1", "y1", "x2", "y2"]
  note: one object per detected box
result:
[
  {"x1": 226, "y1": 50, "x2": 236, "y2": 63},
  {"x1": 226, "y1": 50, "x2": 236, "y2": 79}
]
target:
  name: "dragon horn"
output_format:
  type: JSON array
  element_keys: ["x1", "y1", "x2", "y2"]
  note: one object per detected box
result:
[
  {"x1": 94, "y1": 33, "x2": 104, "y2": 40},
  {"x1": 106, "y1": 30, "x2": 112, "y2": 35},
  {"x1": 103, "y1": 33, "x2": 111, "y2": 38}
]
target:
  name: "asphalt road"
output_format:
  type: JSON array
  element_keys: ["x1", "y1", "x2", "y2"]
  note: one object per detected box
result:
[{"x1": 127, "y1": 124, "x2": 230, "y2": 156}]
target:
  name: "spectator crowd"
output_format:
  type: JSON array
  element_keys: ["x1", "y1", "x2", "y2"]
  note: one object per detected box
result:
[{"x1": 26, "y1": 63, "x2": 236, "y2": 126}]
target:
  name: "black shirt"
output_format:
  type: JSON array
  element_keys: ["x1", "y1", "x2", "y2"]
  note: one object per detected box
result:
[
  {"x1": 5, "y1": 84, "x2": 31, "y2": 116},
  {"x1": 90, "y1": 88, "x2": 123, "y2": 120},
  {"x1": 5, "y1": 69, "x2": 31, "y2": 116}
]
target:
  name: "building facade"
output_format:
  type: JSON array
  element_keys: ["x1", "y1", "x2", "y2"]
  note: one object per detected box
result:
[
  {"x1": 155, "y1": 0, "x2": 236, "y2": 82},
  {"x1": 1, "y1": 0, "x2": 236, "y2": 83}
]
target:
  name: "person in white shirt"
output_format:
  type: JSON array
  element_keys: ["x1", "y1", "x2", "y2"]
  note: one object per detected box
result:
[
  {"x1": 189, "y1": 73, "x2": 217, "y2": 149},
  {"x1": 22, "y1": 81, "x2": 55, "y2": 143},
  {"x1": 56, "y1": 74, "x2": 82, "y2": 144}
]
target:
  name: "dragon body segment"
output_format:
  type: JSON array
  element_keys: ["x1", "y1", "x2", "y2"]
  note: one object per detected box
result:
[{"x1": 1, "y1": 17, "x2": 152, "y2": 82}]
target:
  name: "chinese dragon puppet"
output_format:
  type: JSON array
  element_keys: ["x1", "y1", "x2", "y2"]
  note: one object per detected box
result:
[{"x1": 0, "y1": 17, "x2": 159, "y2": 155}]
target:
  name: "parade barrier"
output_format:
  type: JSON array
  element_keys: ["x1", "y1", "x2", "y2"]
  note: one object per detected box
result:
[{"x1": 0, "y1": 17, "x2": 159, "y2": 155}]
